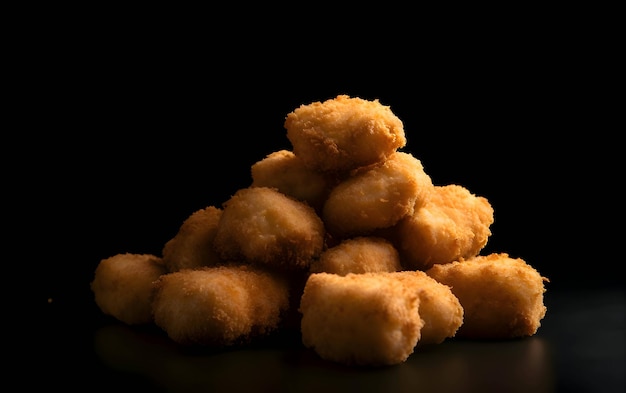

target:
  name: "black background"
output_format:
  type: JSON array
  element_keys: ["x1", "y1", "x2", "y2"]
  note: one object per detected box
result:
[
  {"x1": 25, "y1": 12, "x2": 623, "y2": 392},
  {"x1": 37, "y1": 31, "x2": 619, "y2": 302}
]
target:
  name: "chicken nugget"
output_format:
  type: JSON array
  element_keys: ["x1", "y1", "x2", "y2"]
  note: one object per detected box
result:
[
  {"x1": 91, "y1": 253, "x2": 167, "y2": 325},
  {"x1": 309, "y1": 236, "x2": 402, "y2": 275},
  {"x1": 250, "y1": 149, "x2": 337, "y2": 212},
  {"x1": 213, "y1": 187, "x2": 325, "y2": 271},
  {"x1": 392, "y1": 270, "x2": 464, "y2": 346},
  {"x1": 285, "y1": 95, "x2": 406, "y2": 174},
  {"x1": 151, "y1": 265, "x2": 290, "y2": 346},
  {"x1": 161, "y1": 206, "x2": 224, "y2": 272},
  {"x1": 322, "y1": 151, "x2": 434, "y2": 239},
  {"x1": 426, "y1": 253, "x2": 549, "y2": 339},
  {"x1": 299, "y1": 272, "x2": 423, "y2": 366},
  {"x1": 394, "y1": 184, "x2": 494, "y2": 271}
]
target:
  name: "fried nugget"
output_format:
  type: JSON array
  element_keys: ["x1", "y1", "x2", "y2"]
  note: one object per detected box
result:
[
  {"x1": 322, "y1": 152, "x2": 434, "y2": 239},
  {"x1": 285, "y1": 95, "x2": 406, "y2": 174},
  {"x1": 392, "y1": 270, "x2": 464, "y2": 346},
  {"x1": 151, "y1": 265, "x2": 290, "y2": 346},
  {"x1": 309, "y1": 236, "x2": 402, "y2": 275},
  {"x1": 213, "y1": 187, "x2": 325, "y2": 271},
  {"x1": 394, "y1": 184, "x2": 494, "y2": 271},
  {"x1": 161, "y1": 206, "x2": 224, "y2": 272},
  {"x1": 250, "y1": 149, "x2": 336, "y2": 212},
  {"x1": 299, "y1": 272, "x2": 423, "y2": 366},
  {"x1": 91, "y1": 253, "x2": 167, "y2": 325},
  {"x1": 426, "y1": 253, "x2": 549, "y2": 339}
]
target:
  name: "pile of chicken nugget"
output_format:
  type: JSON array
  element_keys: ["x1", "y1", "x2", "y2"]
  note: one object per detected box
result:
[{"x1": 91, "y1": 94, "x2": 549, "y2": 367}]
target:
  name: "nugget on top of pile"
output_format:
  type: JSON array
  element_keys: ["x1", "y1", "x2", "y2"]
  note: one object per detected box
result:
[{"x1": 91, "y1": 94, "x2": 549, "y2": 367}]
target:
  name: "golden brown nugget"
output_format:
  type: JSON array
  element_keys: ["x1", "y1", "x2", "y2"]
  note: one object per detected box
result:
[
  {"x1": 309, "y1": 236, "x2": 402, "y2": 275},
  {"x1": 213, "y1": 187, "x2": 325, "y2": 271},
  {"x1": 426, "y1": 253, "x2": 549, "y2": 339},
  {"x1": 322, "y1": 152, "x2": 434, "y2": 239},
  {"x1": 161, "y1": 206, "x2": 224, "y2": 272},
  {"x1": 91, "y1": 253, "x2": 167, "y2": 325},
  {"x1": 394, "y1": 184, "x2": 494, "y2": 271},
  {"x1": 250, "y1": 149, "x2": 336, "y2": 212},
  {"x1": 151, "y1": 265, "x2": 290, "y2": 346},
  {"x1": 392, "y1": 271, "x2": 464, "y2": 346},
  {"x1": 285, "y1": 95, "x2": 406, "y2": 174},
  {"x1": 299, "y1": 272, "x2": 423, "y2": 366}
]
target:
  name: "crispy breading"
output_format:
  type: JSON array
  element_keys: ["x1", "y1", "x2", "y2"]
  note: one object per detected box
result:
[
  {"x1": 309, "y1": 236, "x2": 402, "y2": 275},
  {"x1": 392, "y1": 270, "x2": 464, "y2": 346},
  {"x1": 91, "y1": 253, "x2": 167, "y2": 325},
  {"x1": 394, "y1": 184, "x2": 494, "y2": 271},
  {"x1": 161, "y1": 206, "x2": 224, "y2": 272},
  {"x1": 213, "y1": 187, "x2": 325, "y2": 271},
  {"x1": 151, "y1": 265, "x2": 290, "y2": 346},
  {"x1": 299, "y1": 272, "x2": 423, "y2": 366},
  {"x1": 250, "y1": 149, "x2": 337, "y2": 212},
  {"x1": 426, "y1": 253, "x2": 549, "y2": 339},
  {"x1": 322, "y1": 152, "x2": 434, "y2": 239},
  {"x1": 285, "y1": 95, "x2": 406, "y2": 174},
  {"x1": 92, "y1": 95, "x2": 551, "y2": 362}
]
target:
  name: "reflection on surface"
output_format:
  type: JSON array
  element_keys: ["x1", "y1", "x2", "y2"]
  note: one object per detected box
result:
[{"x1": 94, "y1": 324, "x2": 555, "y2": 393}]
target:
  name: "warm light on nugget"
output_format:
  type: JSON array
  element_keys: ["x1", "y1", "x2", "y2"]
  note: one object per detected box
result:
[
  {"x1": 285, "y1": 95, "x2": 406, "y2": 174},
  {"x1": 309, "y1": 236, "x2": 402, "y2": 275},
  {"x1": 161, "y1": 206, "x2": 224, "y2": 272},
  {"x1": 426, "y1": 253, "x2": 549, "y2": 339},
  {"x1": 392, "y1": 270, "x2": 464, "y2": 346},
  {"x1": 323, "y1": 152, "x2": 434, "y2": 239},
  {"x1": 250, "y1": 149, "x2": 336, "y2": 212},
  {"x1": 91, "y1": 253, "x2": 167, "y2": 325},
  {"x1": 151, "y1": 265, "x2": 290, "y2": 346},
  {"x1": 213, "y1": 187, "x2": 325, "y2": 271},
  {"x1": 299, "y1": 272, "x2": 423, "y2": 366},
  {"x1": 395, "y1": 184, "x2": 494, "y2": 271}
]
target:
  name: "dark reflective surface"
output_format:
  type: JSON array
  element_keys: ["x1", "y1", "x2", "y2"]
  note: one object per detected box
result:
[
  {"x1": 92, "y1": 324, "x2": 554, "y2": 392},
  {"x1": 43, "y1": 288, "x2": 623, "y2": 393}
]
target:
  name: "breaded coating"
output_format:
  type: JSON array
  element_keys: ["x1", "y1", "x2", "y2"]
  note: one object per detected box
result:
[
  {"x1": 394, "y1": 184, "x2": 494, "y2": 271},
  {"x1": 92, "y1": 95, "x2": 553, "y2": 363},
  {"x1": 285, "y1": 95, "x2": 406, "y2": 174},
  {"x1": 151, "y1": 265, "x2": 290, "y2": 346},
  {"x1": 392, "y1": 271, "x2": 464, "y2": 346},
  {"x1": 299, "y1": 272, "x2": 423, "y2": 366},
  {"x1": 250, "y1": 150, "x2": 336, "y2": 212},
  {"x1": 426, "y1": 253, "x2": 549, "y2": 339},
  {"x1": 91, "y1": 253, "x2": 167, "y2": 325},
  {"x1": 213, "y1": 187, "x2": 325, "y2": 271},
  {"x1": 322, "y1": 152, "x2": 434, "y2": 239},
  {"x1": 309, "y1": 236, "x2": 402, "y2": 275},
  {"x1": 161, "y1": 206, "x2": 224, "y2": 272}
]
